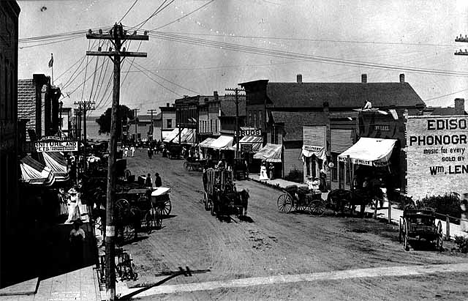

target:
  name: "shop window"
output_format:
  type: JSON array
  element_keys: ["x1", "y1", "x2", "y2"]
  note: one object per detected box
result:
[{"x1": 167, "y1": 119, "x2": 172, "y2": 128}]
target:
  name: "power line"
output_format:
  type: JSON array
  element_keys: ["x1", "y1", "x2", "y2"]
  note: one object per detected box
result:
[
  {"x1": 150, "y1": 0, "x2": 215, "y2": 31},
  {"x1": 118, "y1": 0, "x2": 140, "y2": 23},
  {"x1": 149, "y1": 31, "x2": 468, "y2": 77}
]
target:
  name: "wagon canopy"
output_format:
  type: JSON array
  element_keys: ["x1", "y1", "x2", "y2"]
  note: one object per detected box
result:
[
  {"x1": 338, "y1": 137, "x2": 397, "y2": 167},
  {"x1": 253, "y1": 143, "x2": 282, "y2": 163}
]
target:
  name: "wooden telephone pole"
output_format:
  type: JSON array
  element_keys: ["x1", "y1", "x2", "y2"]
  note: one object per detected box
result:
[
  {"x1": 225, "y1": 87, "x2": 245, "y2": 159},
  {"x1": 86, "y1": 23, "x2": 148, "y2": 301},
  {"x1": 147, "y1": 109, "x2": 157, "y2": 141}
]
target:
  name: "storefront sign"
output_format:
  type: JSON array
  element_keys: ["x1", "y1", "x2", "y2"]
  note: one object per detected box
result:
[
  {"x1": 35, "y1": 140, "x2": 78, "y2": 152},
  {"x1": 240, "y1": 129, "x2": 262, "y2": 136},
  {"x1": 406, "y1": 116, "x2": 468, "y2": 199},
  {"x1": 241, "y1": 144, "x2": 253, "y2": 153}
]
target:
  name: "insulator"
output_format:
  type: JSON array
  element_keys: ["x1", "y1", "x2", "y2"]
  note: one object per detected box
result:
[
  {"x1": 122, "y1": 47, "x2": 126, "y2": 52},
  {"x1": 133, "y1": 31, "x2": 137, "y2": 35},
  {"x1": 109, "y1": 47, "x2": 113, "y2": 52},
  {"x1": 98, "y1": 46, "x2": 102, "y2": 52},
  {"x1": 124, "y1": 30, "x2": 127, "y2": 36},
  {"x1": 99, "y1": 29, "x2": 103, "y2": 34},
  {"x1": 88, "y1": 29, "x2": 92, "y2": 34},
  {"x1": 144, "y1": 31, "x2": 148, "y2": 36}
]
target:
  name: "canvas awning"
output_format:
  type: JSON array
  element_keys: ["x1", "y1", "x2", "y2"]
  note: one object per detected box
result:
[
  {"x1": 179, "y1": 128, "x2": 196, "y2": 144},
  {"x1": 231, "y1": 136, "x2": 263, "y2": 153},
  {"x1": 338, "y1": 137, "x2": 397, "y2": 167},
  {"x1": 38, "y1": 152, "x2": 69, "y2": 182},
  {"x1": 20, "y1": 155, "x2": 55, "y2": 186},
  {"x1": 301, "y1": 145, "x2": 326, "y2": 159},
  {"x1": 211, "y1": 135, "x2": 234, "y2": 150},
  {"x1": 253, "y1": 143, "x2": 282, "y2": 163},
  {"x1": 162, "y1": 128, "x2": 180, "y2": 143},
  {"x1": 199, "y1": 137, "x2": 216, "y2": 148}
]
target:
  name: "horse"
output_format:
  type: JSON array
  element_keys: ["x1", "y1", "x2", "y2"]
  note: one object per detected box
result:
[
  {"x1": 327, "y1": 188, "x2": 373, "y2": 217},
  {"x1": 215, "y1": 188, "x2": 250, "y2": 217}
]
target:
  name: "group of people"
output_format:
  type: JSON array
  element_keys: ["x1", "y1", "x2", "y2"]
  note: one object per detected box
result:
[
  {"x1": 144, "y1": 172, "x2": 163, "y2": 188},
  {"x1": 123, "y1": 145, "x2": 136, "y2": 157}
]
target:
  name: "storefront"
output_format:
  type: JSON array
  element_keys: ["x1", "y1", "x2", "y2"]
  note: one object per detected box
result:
[
  {"x1": 337, "y1": 137, "x2": 397, "y2": 190},
  {"x1": 253, "y1": 143, "x2": 283, "y2": 179},
  {"x1": 302, "y1": 126, "x2": 327, "y2": 182}
]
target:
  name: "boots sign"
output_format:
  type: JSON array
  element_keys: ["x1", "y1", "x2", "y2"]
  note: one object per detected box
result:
[{"x1": 406, "y1": 115, "x2": 468, "y2": 199}]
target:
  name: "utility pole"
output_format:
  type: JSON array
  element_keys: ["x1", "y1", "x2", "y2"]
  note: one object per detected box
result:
[
  {"x1": 134, "y1": 108, "x2": 140, "y2": 142},
  {"x1": 225, "y1": 87, "x2": 245, "y2": 160},
  {"x1": 147, "y1": 109, "x2": 157, "y2": 141},
  {"x1": 74, "y1": 100, "x2": 95, "y2": 171},
  {"x1": 86, "y1": 23, "x2": 147, "y2": 301}
]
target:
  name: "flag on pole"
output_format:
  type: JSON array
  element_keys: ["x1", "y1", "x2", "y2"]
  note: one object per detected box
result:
[{"x1": 48, "y1": 53, "x2": 54, "y2": 68}]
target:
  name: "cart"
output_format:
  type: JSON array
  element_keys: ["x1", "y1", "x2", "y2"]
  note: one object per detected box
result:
[
  {"x1": 203, "y1": 168, "x2": 249, "y2": 218},
  {"x1": 183, "y1": 159, "x2": 206, "y2": 171},
  {"x1": 150, "y1": 187, "x2": 172, "y2": 216},
  {"x1": 115, "y1": 188, "x2": 163, "y2": 244},
  {"x1": 399, "y1": 207, "x2": 443, "y2": 251},
  {"x1": 277, "y1": 184, "x2": 326, "y2": 215}
]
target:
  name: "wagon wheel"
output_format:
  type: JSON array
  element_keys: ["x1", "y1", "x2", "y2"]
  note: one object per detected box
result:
[
  {"x1": 403, "y1": 220, "x2": 409, "y2": 251},
  {"x1": 155, "y1": 199, "x2": 172, "y2": 216},
  {"x1": 436, "y1": 220, "x2": 443, "y2": 251},
  {"x1": 277, "y1": 193, "x2": 293, "y2": 213},
  {"x1": 309, "y1": 200, "x2": 325, "y2": 215}
]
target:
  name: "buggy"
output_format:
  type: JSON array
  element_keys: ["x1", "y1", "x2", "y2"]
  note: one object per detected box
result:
[
  {"x1": 277, "y1": 184, "x2": 325, "y2": 215},
  {"x1": 399, "y1": 207, "x2": 443, "y2": 251}
]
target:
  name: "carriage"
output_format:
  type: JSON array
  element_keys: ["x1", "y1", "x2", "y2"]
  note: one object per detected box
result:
[
  {"x1": 115, "y1": 186, "x2": 171, "y2": 243},
  {"x1": 399, "y1": 207, "x2": 443, "y2": 251},
  {"x1": 183, "y1": 158, "x2": 206, "y2": 171},
  {"x1": 203, "y1": 168, "x2": 249, "y2": 218},
  {"x1": 277, "y1": 184, "x2": 326, "y2": 215}
]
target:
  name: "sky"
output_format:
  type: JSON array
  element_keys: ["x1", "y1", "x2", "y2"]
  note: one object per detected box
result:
[{"x1": 17, "y1": 0, "x2": 468, "y2": 116}]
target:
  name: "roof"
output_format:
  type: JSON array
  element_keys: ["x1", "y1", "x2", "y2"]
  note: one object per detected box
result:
[
  {"x1": 424, "y1": 107, "x2": 467, "y2": 115},
  {"x1": 271, "y1": 111, "x2": 327, "y2": 141},
  {"x1": 266, "y1": 82, "x2": 424, "y2": 109}
]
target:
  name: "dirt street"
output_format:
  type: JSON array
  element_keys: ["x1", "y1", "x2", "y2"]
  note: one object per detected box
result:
[{"x1": 118, "y1": 149, "x2": 468, "y2": 300}]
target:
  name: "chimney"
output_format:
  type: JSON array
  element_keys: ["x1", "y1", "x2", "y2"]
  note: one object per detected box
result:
[
  {"x1": 361, "y1": 74, "x2": 367, "y2": 83},
  {"x1": 455, "y1": 98, "x2": 465, "y2": 115},
  {"x1": 214, "y1": 91, "x2": 219, "y2": 101},
  {"x1": 400, "y1": 74, "x2": 405, "y2": 83},
  {"x1": 297, "y1": 74, "x2": 302, "y2": 84}
]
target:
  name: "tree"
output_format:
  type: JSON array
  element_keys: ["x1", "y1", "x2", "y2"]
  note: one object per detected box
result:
[{"x1": 95, "y1": 105, "x2": 134, "y2": 137}]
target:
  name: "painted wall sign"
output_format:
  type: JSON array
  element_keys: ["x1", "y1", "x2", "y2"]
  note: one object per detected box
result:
[{"x1": 406, "y1": 116, "x2": 468, "y2": 199}]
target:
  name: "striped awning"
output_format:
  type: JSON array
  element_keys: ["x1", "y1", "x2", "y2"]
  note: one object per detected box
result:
[
  {"x1": 38, "y1": 152, "x2": 69, "y2": 182},
  {"x1": 253, "y1": 143, "x2": 282, "y2": 163},
  {"x1": 20, "y1": 156, "x2": 55, "y2": 186},
  {"x1": 231, "y1": 136, "x2": 263, "y2": 153},
  {"x1": 163, "y1": 128, "x2": 180, "y2": 143}
]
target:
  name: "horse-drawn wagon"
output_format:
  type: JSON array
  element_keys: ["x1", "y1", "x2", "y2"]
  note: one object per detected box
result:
[
  {"x1": 203, "y1": 168, "x2": 249, "y2": 218},
  {"x1": 277, "y1": 184, "x2": 326, "y2": 215},
  {"x1": 114, "y1": 186, "x2": 171, "y2": 244},
  {"x1": 399, "y1": 207, "x2": 443, "y2": 251}
]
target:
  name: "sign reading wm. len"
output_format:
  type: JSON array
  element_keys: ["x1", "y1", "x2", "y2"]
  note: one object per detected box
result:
[
  {"x1": 406, "y1": 115, "x2": 468, "y2": 199},
  {"x1": 35, "y1": 140, "x2": 78, "y2": 152}
]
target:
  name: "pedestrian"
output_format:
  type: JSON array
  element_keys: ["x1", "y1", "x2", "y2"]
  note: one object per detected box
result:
[
  {"x1": 155, "y1": 173, "x2": 162, "y2": 187},
  {"x1": 69, "y1": 219, "x2": 85, "y2": 268},
  {"x1": 319, "y1": 169, "x2": 327, "y2": 192},
  {"x1": 460, "y1": 194, "x2": 468, "y2": 233},
  {"x1": 130, "y1": 145, "x2": 136, "y2": 157},
  {"x1": 147, "y1": 147, "x2": 153, "y2": 159},
  {"x1": 123, "y1": 146, "x2": 128, "y2": 157},
  {"x1": 65, "y1": 186, "x2": 81, "y2": 224},
  {"x1": 145, "y1": 173, "x2": 153, "y2": 188}
]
